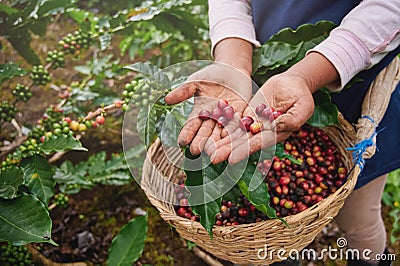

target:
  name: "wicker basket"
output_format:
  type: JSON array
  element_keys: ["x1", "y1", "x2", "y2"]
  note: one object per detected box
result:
[{"x1": 140, "y1": 58, "x2": 399, "y2": 265}]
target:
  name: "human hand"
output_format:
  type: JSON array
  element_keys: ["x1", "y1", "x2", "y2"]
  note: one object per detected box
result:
[
  {"x1": 208, "y1": 72, "x2": 315, "y2": 164},
  {"x1": 164, "y1": 63, "x2": 252, "y2": 156}
]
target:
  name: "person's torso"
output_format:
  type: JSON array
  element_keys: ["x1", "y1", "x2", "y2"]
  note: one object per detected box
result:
[{"x1": 251, "y1": 0, "x2": 362, "y2": 43}]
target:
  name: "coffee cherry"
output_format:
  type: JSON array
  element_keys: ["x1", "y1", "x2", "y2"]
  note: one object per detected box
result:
[
  {"x1": 272, "y1": 110, "x2": 282, "y2": 120},
  {"x1": 78, "y1": 123, "x2": 87, "y2": 131},
  {"x1": 211, "y1": 107, "x2": 223, "y2": 120},
  {"x1": 222, "y1": 105, "x2": 235, "y2": 120},
  {"x1": 70, "y1": 121, "x2": 79, "y2": 131},
  {"x1": 249, "y1": 122, "x2": 263, "y2": 134},
  {"x1": 279, "y1": 175, "x2": 290, "y2": 186},
  {"x1": 262, "y1": 107, "x2": 274, "y2": 121},
  {"x1": 239, "y1": 116, "x2": 254, "y2": 131},
  {"x1": 217, "y1": 116, "x2": 228, "y2": 127},
  {"x1": 96, "y1": 115, "x2": 105, "y2": 125},
  {"x1": 198, "y1": 110, "x2": 211, "y2": 120},
  {"x1": 255, "y1": 103, "x2": 267, "y2": 116},
  {"x1": 217, "y1": 99, "x2": 229, "y2": 110},
  {"x1": 238, "y1": 208, "x2": 249, "y2": 217},
  {"x1": 115, "y1": 100, "x2": 124, "y2": 108},
  {"x1": 284, "y1": 200, "x2": 294, "y2": 209}
]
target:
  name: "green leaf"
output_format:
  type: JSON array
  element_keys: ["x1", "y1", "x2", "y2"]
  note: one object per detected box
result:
[
  {"x1": 119, "y1": 35, "x2": 134, "y2": 55},
  {"x1": 160, "y1": 111, "x2": 181, "y2": 147},
  {"x1": 29, "y1": 17, "x2": 50, "y2": 36},
  {"x1": 74, "y1": 65, "x2": 91, "y2": 75},
  {"x1": 0, "y1": 168, "x2": 24, "y2": 199},
  {"x1": 0, "y1": 3, "x2": 19, "y2": 15},
  {"x1": 252, "y1": 41, "x2": 302, "y2": 74},
  {"x1": 307, "y1": 90, "x2": 339, "y2": 127},
  {"x1": 67, "y1": 8, "x2": 95, "y2": 32},
  {"x1": 41, "y1": 135, "x2": 87, "y2": 154},
  {"x1": 184, "y1": 150, "x2": 228, "y2": 238},
  {"x1": 125, "y1": 62, "x2": 161, "y2": 76},
  {"x1": 0, "y1": 63, "x2": 27, "y2": 84},
  {"x1": 268, "y1": 20, "x2": 335, "y2": 57},
  {"x1": 36, "y1": 0, "x2": 75, "y2": 17},
  {"x1": 88, "y1": 151, "x2": 106, "y2": 176},
  {"x1": 107, "y1": 215, "x2": 148, "y2": 266},
  {"x1": 91, "y1": 171, "x2": 132, "y2": 186},
  {"x1": 21, "y1": 155, "x2": 55, "y2": 205},
  {"x1": 252, "y1": 21, "x2": 336, "y2": 84},
  {"x1": 124, "y1": 62, "x2": 170, "y2": 86},
  {"x1": 0, "y1": 194, "x2": 56, "y2": 245},
  {"x1": 228, "y1": 161, "x2": 276, "y2": 218},
  {"x1": 6, "y1": 29, "x2": 41, "y2": 65},
  {"x1": 54, "y1": 161, "x2": 85, "y2": 184},
  {"x1": 137, "y1": 106, "x2": 157, "y2": 148}
]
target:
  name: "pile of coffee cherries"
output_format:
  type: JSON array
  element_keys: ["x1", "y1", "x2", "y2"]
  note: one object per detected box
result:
[
  {"x1": 259, "y1": 124, "x2": 347, "y2": 217},
  {"x1": 174, "y1": 119, "x2": 348, "y2": 225}
]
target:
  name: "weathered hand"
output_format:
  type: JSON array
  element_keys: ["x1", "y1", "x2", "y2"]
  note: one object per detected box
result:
[
  {"x1": 210, "y1": 72, "x2": 315, "y2": 164},
  {"x1": 164, "y1": 63, "x2": 252, "y2": 156}
]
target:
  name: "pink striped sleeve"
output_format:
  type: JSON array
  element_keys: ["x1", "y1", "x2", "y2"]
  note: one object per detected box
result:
[
  {"x1": 309, "y1": 0, "x2": 400, "y2": 91},
  {"x1": 208, "y1": 0, "x2": 261, "y2": 56}
]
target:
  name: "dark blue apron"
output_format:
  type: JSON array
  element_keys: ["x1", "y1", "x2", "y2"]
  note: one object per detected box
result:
[{"x1": 252, "y1": 1, "x2": 400, "y2": 188}]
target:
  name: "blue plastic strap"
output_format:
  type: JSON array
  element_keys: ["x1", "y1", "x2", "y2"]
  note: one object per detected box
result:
[
  {"x1": 346, "y1": 116, "x2": 384, "y2": 171},
  {"x1": 360, "y1": 115, "x2": 376, "y2": 126}
]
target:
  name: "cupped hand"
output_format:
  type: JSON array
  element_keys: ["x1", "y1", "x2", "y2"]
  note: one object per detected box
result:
[
  {"x1": 210, "y1": 72, "x2": 315, "y2": 164},
  {"x1": 164, "y1": 63, "x2": 252, "y2": 156}
]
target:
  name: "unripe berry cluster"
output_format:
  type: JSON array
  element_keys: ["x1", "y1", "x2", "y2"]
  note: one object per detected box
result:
[
  {"x1": 30, "y1": 65, "x2": 51, "y2": 86},
  {"x1": 12, "y1": 84, "x2": 32, "y2": 102},
  {"x1": 19, "y1": 138, "x2": 39, "y2": 157},
  {"x1": 0, "y1": 101, "x2": 17, "y2": 122},
  {"x1": 53, "y1": 193, "x2": 69, "y2": 208},
  {"x1": 58, "y1": 30, "x2": 91, "y2": 57},
  {"x1": 121, "y1": 78, "x2": 159, "y2": 110},
  {"x1": 38, "y1": 106, "x2": 65, "y2": 133},
  {"x1": 0, "y1": 243, "x2": 32, "y2": 266},
  {"x1": 1, "y1": 157, "x2": 21, "y2": 170},
  {"x1": 45, "y1": 50, "x2": 65, "y2": 69}
]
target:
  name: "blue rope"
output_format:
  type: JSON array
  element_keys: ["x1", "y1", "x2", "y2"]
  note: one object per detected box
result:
[{"x1": 346, "y1": 116, "x2": 384, "y2": 171}]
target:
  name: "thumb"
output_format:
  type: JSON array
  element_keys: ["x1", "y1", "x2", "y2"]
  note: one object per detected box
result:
[
  {"x1": 165, "y1": 82, "x2": 198, "y2": 105},
  {"x1": 274, "y1": 99, "x2": 314, "y2": 133}
]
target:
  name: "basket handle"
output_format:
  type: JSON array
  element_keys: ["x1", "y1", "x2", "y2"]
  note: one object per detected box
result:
[{"x1": 349, "y1": 57, "x2": 400, "y2": 168}]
